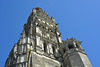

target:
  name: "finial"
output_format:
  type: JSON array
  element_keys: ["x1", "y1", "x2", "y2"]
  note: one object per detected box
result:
[
  {"x1": 36, "y1": 7, "x2": 43, "y2": 11},
  {"x1": 32, "y1": 8, "x2": 36, "y2": 13},
  {"x1": 51, "y1": 17, "x2": 55, "y2": 22},
  {"x1": 71, "y1": 37, "x2": 74, "y2": 40},
  {"x1": 56, "y1": 23, "x2": 59, "y2": 25}
]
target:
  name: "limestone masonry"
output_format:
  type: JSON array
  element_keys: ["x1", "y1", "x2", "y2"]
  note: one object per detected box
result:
[{"x1": 5, "y1": 7, "x2": 92, "y2": 67}]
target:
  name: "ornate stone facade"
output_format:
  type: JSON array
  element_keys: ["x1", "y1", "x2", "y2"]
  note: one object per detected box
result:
[{"x1": 5, "y1": 7, "x2": 92, "y2": 67}]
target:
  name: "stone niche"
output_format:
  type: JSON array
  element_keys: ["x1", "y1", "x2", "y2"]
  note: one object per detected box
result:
[{"x1": 31, "y1": 52, "x2": 60, "y2": 67}]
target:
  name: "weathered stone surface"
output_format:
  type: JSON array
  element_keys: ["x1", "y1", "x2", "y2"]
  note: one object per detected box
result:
[
  {"x1": 31, "y1": 52, "x2": 60, "y2": 67},
  {"x1": 5, "y1": 7, "x2": 92, "y2": 67}
]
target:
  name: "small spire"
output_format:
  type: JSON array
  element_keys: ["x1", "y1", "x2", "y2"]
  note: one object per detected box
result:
[
  {"x1": 32, "y1": 8, "x2": 36, "y2": 13},
  {"x1": 51, "y1": 17, "x2": 55, "y2": 22},
  {"x1": 71, "y1": 37, "x2": 74, "y2": 40},
  {"x1": 36, "y1": 7, "x2": 43, "y2": 11}
]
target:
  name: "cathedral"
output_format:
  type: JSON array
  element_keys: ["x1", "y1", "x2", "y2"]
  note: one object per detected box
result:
[{"x1": 5, "y1": 7, "x2": 92, "y2": 67}]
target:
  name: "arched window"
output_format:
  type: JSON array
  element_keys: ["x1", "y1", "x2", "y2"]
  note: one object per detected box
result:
[{"x1": 68, "y1": 44, "x2": 74, "y2": 49}]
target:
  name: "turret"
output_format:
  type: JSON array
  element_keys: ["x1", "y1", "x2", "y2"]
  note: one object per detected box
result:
[{"x1": 62, "y1": 38, "x2": 92, "y2": 67}]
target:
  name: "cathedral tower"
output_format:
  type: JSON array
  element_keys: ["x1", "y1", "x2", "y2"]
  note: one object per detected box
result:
[
  {"x1": 5, "y1": 7, "x2": 62, "y2": 67},
  {"x1": 5, "y1": 7, "x2": 92, "y2": 67}
]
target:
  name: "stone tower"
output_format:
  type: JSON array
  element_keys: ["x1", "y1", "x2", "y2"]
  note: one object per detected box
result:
[
  {"x1": 5, "y1": 7, "x2": 92, "y2": 67},
  {"x1": 61, "y1": 38, "x2": 92, "y2": 67}
]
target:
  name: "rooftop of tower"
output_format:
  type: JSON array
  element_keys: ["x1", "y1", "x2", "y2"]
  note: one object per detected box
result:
[{"x1": 27, "y1": 7, "x2": 56, "y2": 24}]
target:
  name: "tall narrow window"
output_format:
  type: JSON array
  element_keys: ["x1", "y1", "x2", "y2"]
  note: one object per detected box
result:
[
  {"x1": 76, "y1": 44, "x2": 80, "y2": 48},
  {"x1": 44, "y1": 43, "x2": 47, "y2": 52},
  {"x1": 63, "y1": 48, "x2": 66, "y2": 53},
  {"x1": 52, "y1": 46, "x2": 55, "y2": 54}
]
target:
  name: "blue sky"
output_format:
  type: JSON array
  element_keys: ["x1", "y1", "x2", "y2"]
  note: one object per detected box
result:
[{"x1": 0, "y1": 0, "x2": 100, "y2": 67}]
